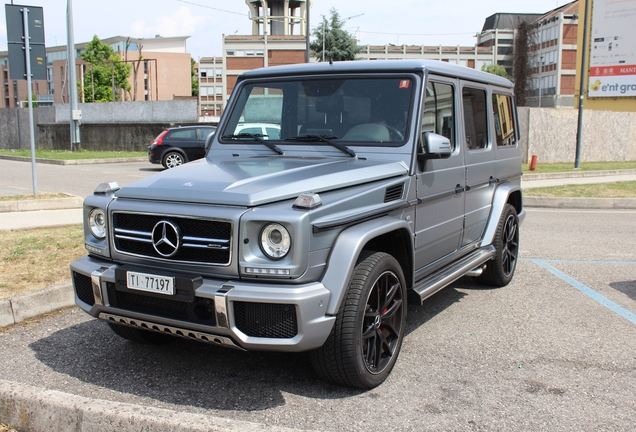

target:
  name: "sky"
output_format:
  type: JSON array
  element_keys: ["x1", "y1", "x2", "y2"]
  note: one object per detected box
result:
[{"x1": 1, "y1": 0, "x2": 570, "y2": 60}]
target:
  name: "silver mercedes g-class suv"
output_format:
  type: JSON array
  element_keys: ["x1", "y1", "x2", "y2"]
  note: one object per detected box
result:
[{"x1": 71, "y1": 60, "x2": 524, "y2": 389}]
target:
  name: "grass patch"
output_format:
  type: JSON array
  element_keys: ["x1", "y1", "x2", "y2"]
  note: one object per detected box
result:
[
  {"x1": 523, "y1": 161, "x2": 636, "y2": 174},
  {"x1": 525, "y1": 181, "x2": 636, "y2": 198},
  {"x1": 0, "y1": 193, "x2": 70, "y2": 201},
  {"x1": 0, "y1": 149, "x2": 146, "y2": 160},
  {"x1": 0, "y1": 225, "x2": 85, "y2": 299}
]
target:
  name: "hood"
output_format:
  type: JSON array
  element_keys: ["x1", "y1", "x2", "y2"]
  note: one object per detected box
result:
[{"x1": 115, "y1": 156, "x2": 408, "y2": 206}]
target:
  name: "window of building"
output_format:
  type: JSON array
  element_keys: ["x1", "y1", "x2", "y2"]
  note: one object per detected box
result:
[
  {"x1": 498, "y1": 39, "x2": 514, "y2": 45},
  {"x1": 200, "y1": 70, "x2": 207, "y2": 78},
  {"x1": 215, "y1": 68, "x2": 222, "y2": 78},
  {"x1": 421, "y1": 81, "x2": 455, "y2": 149},
  {"x1": 215, "y1": 86, "x2": 223, "y2": 95},
  {"x1": 462, "y1": 87, "x2": 488, "y2": 150},
  {"x1": 226, "y1": 50, "x2": 235, "y2": 56}
]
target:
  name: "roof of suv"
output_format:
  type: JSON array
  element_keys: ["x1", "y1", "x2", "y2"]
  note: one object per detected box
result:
[{"x1": 238, "y1": 60, "x2": 513, "y2": 89}]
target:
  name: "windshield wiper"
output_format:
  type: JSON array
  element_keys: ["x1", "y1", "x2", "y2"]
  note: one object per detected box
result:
[
  {"x1": 284, "y1": 135, "x2": 356, "y2": 157},
  {"x1": 222, "y1": 133, "x2": 283, "y2": 155}
]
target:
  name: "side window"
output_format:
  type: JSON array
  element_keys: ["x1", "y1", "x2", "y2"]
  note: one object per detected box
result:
[
  {"x1": 492, "y1": 94, "x2": 517, "y2": 146},
  {"x1": 169, "y1": 129, "x2": 197, "y2": 139},
  {"x1": 421, "y1": 81, "x2": 455, "y2": 149},
  {"x1": 462, "y1": 87, "x2": 488, "y2": 150}
]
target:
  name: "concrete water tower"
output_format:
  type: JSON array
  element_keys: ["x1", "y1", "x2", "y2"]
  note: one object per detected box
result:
[{"x1": 245, "y1": 0, "x2": 308, "y2": 36}]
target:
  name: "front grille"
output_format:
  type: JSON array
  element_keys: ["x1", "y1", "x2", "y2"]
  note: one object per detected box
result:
[
  {"x1": 106, "y1": 283, "x2": 216, "y2": 326},
  {"x1": 233, "y1": 302, "x2": 298, "y2": 339},
  {"x1": 73, "y1": 271, "x2": 95, "y2": 306},
  {"x1": 112, "y1": 212, "x2": 232, "y2": 265}
]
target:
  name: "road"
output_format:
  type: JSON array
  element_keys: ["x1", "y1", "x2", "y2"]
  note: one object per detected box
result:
[
  {"x1": 1, "y1": 207, "x2": 635, "y2": 430},
  {"x1": 0, "y1": 159, "x2": 160, "y2": 198}
]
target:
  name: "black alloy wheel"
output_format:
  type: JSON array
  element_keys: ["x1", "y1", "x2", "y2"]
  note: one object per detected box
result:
[
  {"x1": 479, "y1": 203, "x2": 519, "y2": 287},
  {"x1": 311, "y1": 252, "x2": 407, "y2": 389}
]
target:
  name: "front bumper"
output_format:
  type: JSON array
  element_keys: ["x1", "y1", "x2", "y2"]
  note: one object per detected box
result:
[{"x1": 70, "y1": 255, "x2": 335, "y2": 352}]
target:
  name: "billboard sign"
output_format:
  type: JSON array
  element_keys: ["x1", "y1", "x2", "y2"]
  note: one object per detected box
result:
[{"x1": 588, "y1": 0, "x2": 636, "y2": 98}]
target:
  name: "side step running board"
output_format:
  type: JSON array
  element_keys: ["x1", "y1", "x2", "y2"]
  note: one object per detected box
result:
[{"x1": 412, "y1": 245, "x2": 495, "y2": 304}]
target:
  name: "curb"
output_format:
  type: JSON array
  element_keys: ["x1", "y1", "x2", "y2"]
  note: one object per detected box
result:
[
  {"x1": 524, "y1": 196, "x2": 636, "y2": 209},
  {"x1": 0, "y1": 380, "x2": 297, "y2": 432},
  {"x1": 0, "y1": 281, "x2": 75, "y2": 328},
  {"x1": 0, "y1": 194, "x2": 83, "y2": 213},
  {"x1": 523, "y1": 168, "x2": 636, "y2": 181},
  {"x1": 0, "y1": 155, "x2": 147, "y2": 165}
]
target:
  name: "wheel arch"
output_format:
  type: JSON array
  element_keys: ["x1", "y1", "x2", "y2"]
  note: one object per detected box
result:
[
  {"x1": 481, "y1": 182, "x2": 523, "y2": 248},
  {"x1": 321, "y1": 216, "x2": 413, "y2": 315}
]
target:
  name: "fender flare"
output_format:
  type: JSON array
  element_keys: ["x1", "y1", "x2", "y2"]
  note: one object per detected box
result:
[
  {"x1": 320, "y1": 216, "x2": 412, "y2": 315},
  {"x1": 480, "y1": 181, "x2": 524, "y2": 248}
]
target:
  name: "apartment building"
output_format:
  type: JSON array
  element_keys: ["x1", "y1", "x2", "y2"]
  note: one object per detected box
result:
[
  {"x1": 1, "y1": 35, "x2": 192, "y2": 107},
  {"x1": 477, "y1": 12, "x2": 542, "y2": 76},
  {"x1": 198, "y1": 57, "x2": 224, "y2": 118},
  {"x1": 526, "y1": 1, "x2": 579, "y2": 108},
  {"x1": 357, "y1": 44, "x2": 495, "y2": 70}
]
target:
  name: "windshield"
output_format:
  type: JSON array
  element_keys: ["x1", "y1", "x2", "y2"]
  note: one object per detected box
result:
[{"x1": 220, "y1": 76, "x2": 416, "y2": 147}]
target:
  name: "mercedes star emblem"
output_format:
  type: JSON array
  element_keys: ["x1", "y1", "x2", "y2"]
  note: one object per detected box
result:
[{"x1": 152, "y1": 221, "x2": 181, "y2": 257}]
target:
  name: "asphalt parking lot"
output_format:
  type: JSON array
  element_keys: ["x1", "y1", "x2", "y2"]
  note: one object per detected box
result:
[{"x1": 1, "y1": 207, "x2": 635, "y2": 431}]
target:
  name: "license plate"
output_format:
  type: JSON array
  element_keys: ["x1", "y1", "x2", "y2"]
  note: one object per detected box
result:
[{"x1": 126, "y1": 271, "x2": 174, "y2": 295}]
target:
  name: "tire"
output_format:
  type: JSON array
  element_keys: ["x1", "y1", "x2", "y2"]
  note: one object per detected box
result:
[
  {"x1": 479, "y1": 204, "x2": 519, "y2": 287},
  {"x1": 162, "y1": 151, "x2": 185, "y2": 169},
  {"x1": 108, "y1": 322, "x2": 174, "y2": 345},
  {"x1": 310, "y1": 252, "x2": 407, "y2": 389}
]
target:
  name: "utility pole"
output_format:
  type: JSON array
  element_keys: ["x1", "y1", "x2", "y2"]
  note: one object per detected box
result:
[
  {"x1": 66, "y1": 0, "x2": 81, "y2": 151},
  {"x1": 574, "y1": 0, "x2": 590, "y2": 169},
  {"x1": 22, "y1": 6, "x2": 38, "y2": 196}
]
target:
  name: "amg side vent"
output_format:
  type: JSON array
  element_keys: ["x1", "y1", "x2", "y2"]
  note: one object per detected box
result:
[{"x1": 384, "y1": 184, "x2": 404, "y2": 203}]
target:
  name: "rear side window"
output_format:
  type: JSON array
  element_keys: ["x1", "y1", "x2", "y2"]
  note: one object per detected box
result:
[
  {"x1": 169, "y1": 129, "x2": 197, "y2": 139},
  {"x1": 462, "y1": 87, "x2": 488, "y2": 150},
  {"x1": 421, "y1": 81, "x2": 455, "y2": 149},
  {"x1": 492, "y1": 94, "x2": 517, "y2": 146}
]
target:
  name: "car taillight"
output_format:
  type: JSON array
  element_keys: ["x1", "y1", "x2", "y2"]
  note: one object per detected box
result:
[{"x1": 151, "y1": 130, "x2": 168, "y2": 145}]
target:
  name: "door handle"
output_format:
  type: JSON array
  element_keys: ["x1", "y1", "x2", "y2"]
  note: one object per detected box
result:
[{"x1": 454, "y1": 184, "x2": 465, "y2": 194}]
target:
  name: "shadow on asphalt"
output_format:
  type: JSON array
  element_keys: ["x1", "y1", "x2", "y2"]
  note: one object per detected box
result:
[
  {"x1": 29, "y1": 282, "x2": 467, "y2": 411},
  {"x1": 610, "y1": 280, "x2": 636, "y2": 301},
  {"x1": 138, "y1": 167, "x2": 164, "y2": 172}
]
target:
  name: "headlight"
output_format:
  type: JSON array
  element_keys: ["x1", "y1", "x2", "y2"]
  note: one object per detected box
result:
[
  {"x1": 259, "y1": 223, "x2": 291, "y2": 259},
  {"x1": 88, "y1": 208, "x2": 107, "y2": 239}
]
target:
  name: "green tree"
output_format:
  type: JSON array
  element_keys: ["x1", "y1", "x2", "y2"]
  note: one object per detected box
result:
[
  {"x1": 481, "y1": 63, "x2": 510, "y2": 79},
  {"x1": 80, "y1": 35, "x2": 132, "y2": 102},
  {"x1": 310, "y1": 8, "x2": 361, "y2": 62},
  {"x1": 24, "y1": 92, "x2": 38, "y2": 108},
  {"x1": 191, "y1": 58, "x2": 199, "y2": 97}
]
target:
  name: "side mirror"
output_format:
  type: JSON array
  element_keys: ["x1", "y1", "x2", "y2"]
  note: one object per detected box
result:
[{"x1": 418, "y1": 132, "x2": 452, "y2": 161}]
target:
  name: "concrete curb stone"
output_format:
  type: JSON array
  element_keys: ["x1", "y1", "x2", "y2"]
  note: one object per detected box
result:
[
  {"x1": 0, "y1": 155, "x2": 147, "y2": 165},
  {"x1": 0, "y1": 194, "x2": 83, "y2": 213},
  {"x1": 524, "y1": 196, "x2": 636, "y2": 209},
  {"x1": 0, "y1": 379, "x2": 298, "y2": 432},
  {"x1": 0, "y1": 281, "x2": 75, "y2": 327},
  {"x1": 523, "y1": 168, "x2": 636, "y2": 181}
]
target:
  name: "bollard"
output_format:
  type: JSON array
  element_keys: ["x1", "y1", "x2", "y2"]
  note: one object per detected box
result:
[{"x1": 530, "y1": 155, "x2": 538, "y2": 171}]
